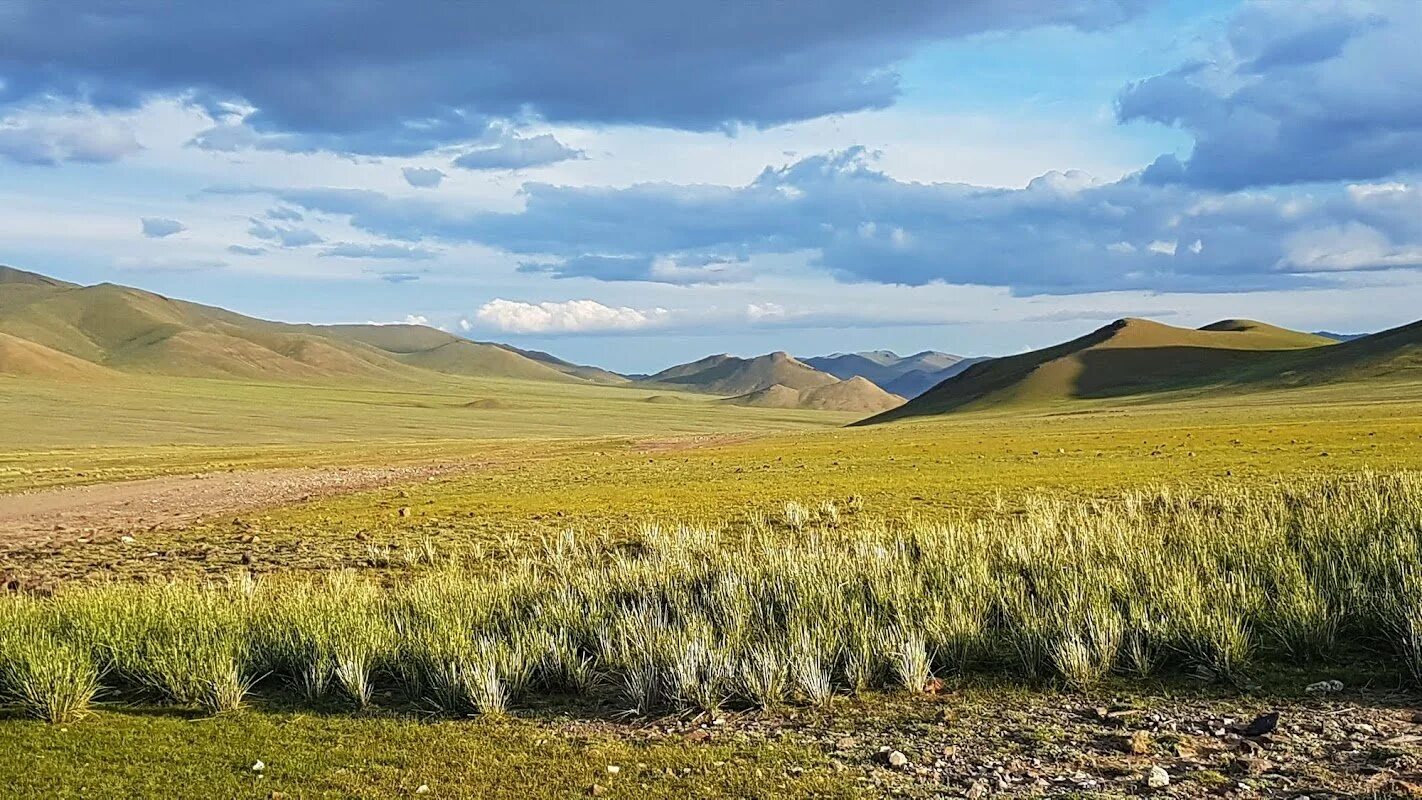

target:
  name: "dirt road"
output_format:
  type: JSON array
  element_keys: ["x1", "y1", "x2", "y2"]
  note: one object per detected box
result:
[{"x1": 0, "y1": 463, "x2": 470, "y2": 546}]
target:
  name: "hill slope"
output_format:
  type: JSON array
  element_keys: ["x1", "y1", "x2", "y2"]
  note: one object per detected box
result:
[
  {"x1": 865, "y1": 317, "x2": 1344, "y2": 422},
  {"x1": 724, "y1": 376, "x2": 905, "y2": 414},
  {"x1": 642, "y1": 351, "x2": 839, "y2": 395},
  {"x1": 0, "y1": 266, "x2": 585, "y2": 384}
]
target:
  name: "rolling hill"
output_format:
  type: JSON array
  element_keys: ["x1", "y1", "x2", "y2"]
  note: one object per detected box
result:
[
  {"x1": 0, "y1": 266, "x2": 589, "y2": 385},
  {"x1": 724, "y1": 376, "x2": 906, "y2": 413},
  {"x1": 864, "y1": 317, "x2": 1355, "y2": 423},
  {"x1": 641, "y1": 351, "x2": 840, "y2": 396}
]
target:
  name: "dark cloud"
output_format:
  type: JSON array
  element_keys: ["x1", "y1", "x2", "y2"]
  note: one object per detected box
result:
[
  {"x1": 140, "y1": 217, "x2": 186, "y2": 238},
  {"x1": 452, "y1": 134, "x2": 583, "y2": 171},
  {"x1": 319, "y1": 243, "x2": 439, "y2": 261},
  {"x1": 1119, "y1": 1, "x2": 1422, "y2": 189},
  {"x1": 0, "y1": 1, "x2": 1146, "y2": 155},
  {"x1": 401, "y1": 167, "x2": 445, "y2": 188},
  {"x1": 223, "y1": 147, "x2": 1422, "y2": 294}
]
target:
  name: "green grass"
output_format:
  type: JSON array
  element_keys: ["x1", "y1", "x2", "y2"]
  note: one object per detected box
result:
[
  {"x1": 9, "y1": 472, "x2": 1422, "y2": 718},
  {"x1": 0, "y1": 708, "x2": 853, "y2": 798},
  {"x1": 0, "y1": 374, "x2": 850, "y2": 491}
]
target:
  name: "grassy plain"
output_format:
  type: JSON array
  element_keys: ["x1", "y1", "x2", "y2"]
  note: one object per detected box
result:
[{"x1": 2, "y1": 372, "x2": 1422, "y2": 797}]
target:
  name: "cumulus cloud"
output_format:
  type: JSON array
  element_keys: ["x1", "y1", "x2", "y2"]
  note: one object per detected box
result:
[
  {"x1": 320, "y1": 243, "x2": 439, "y2": 260},
  {"x1": 0, "y1": 105, "x2": 142, "y2": 165},
  {"x1": 1, "y1": 2, "x2": 1144, "y2": 155},
  {"x1": 1119, "y1": 1, "x2": 1422, "y2": 189},
  {"x1": 229, "y1": 148, "x2": 1422, "y2": 294},
  {"x1": 401, "y1": 167, "x2": 445, "y2": 188},
  {"x1": 473, "y1": 299, "x2": 670, "y2": 334},
  {"x1": 452, "y1": 134, "x2": 583, "y2": 171},
  {"x1": 140, "y1": 217, "x2": 186, "y2": 238}
]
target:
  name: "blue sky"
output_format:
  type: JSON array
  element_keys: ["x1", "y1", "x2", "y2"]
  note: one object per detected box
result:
[{"x1": 1, "y1": 0, "x2": 1420, "y2": 372}]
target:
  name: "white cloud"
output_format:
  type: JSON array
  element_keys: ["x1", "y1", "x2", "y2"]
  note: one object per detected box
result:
[
  {"x1": 474, "y1": 299, "x2": 670, "y2": 333},
  {"x1": 0, "y1": 103, "x2": 143, "y2": 165},
  {"x1": 746, "y1": 302, "x2": 787, "y2": 321},
  {"x1": 1147, "y1": 239, "x2": 1178, "y2": 256}
]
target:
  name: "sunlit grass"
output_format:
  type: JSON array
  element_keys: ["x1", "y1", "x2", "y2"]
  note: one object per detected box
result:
[{"x1": 6, "y1": 471, "x2": 1422, "y2": 722}]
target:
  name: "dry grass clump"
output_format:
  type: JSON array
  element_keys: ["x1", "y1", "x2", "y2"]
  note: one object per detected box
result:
[{"x1": 5, "y1": 472, "x2": 1422, "y2": 722}]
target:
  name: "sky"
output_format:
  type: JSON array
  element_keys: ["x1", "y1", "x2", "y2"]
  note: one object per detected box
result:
[{"x1": 2, "y1": 0, "x2": 1421, "y2": 372}]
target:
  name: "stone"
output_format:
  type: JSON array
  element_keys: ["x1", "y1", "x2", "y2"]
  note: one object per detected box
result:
[
  {"x1": 398, "y1": 507, "x2": 412, "y2": 517},
  {"x1": 886, "y1": 750, "x2": 909, "y2": 768},
  {"x1": 1146, "y1": 766, "x2": 1170, "y2": 789}
]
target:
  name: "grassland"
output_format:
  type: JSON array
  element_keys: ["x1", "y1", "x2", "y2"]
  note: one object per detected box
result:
[
  {"x1": 0, "y1": 374, "x2": 849, "y2": 491},
  {"x1": 2, "y1": 368, "x2": 1422, "y2": 797}
]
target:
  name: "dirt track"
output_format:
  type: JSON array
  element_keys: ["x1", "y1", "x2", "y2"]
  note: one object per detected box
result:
[{"x1": 0, "y1": 463, "x2": 470, "y2": 546}]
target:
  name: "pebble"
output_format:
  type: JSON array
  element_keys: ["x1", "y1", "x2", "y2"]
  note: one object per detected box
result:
[
  {"x1": 886, "y1": 750, "x2": 909, "y2": 768},
  {"x1": 1147, "y1": 765, "x2": 1170, "y2": 789},
  {"x1": 251, "y1": 760, "x2": 266, "y2": 773}
]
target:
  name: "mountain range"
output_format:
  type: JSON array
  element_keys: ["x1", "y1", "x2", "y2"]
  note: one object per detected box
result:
[
  {"x1": 5, "y1": 265, "x2": 1418, "y2": 424},
  {"x1": 801, "y1": 350, "x2": 987, "y2": 398},
  {"x1": 636, "y1": 351, "x2": 907, "y2": 412}
]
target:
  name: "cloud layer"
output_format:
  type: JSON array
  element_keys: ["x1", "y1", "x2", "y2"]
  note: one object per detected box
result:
[
  {"x1": 1120, "y1": 1, "x2": 1422, "y2": 189},
  {"x1": 0, "y1": 1, "x2": 1144, "y2": 156},
  {"x1": 231, "y1": 146, "x2": 1422, "y2": 294}
]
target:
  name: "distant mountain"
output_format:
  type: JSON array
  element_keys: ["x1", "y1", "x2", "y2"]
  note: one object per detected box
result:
[
  {"x1": 641, "y1": 351, "x2": 838, "y2": 396},
  {"x1": 724, "y1": 376, "x2": 905, "y2": 414},
  {"x1": 497, "y1": 344, "x2": 629, "y2": 384},
  {"x1": 802, "y1": 349, "x2": 983, "y2": 398},
  {"x1": 880, "y1": 358, "x2": 990, "y2": 398},
  {"x1": 864, "y1": 317, "x2": 1341, "y2": 423},
  {"x1": 0, "y1": 265, "x2": 593, "y2": 385},
  {"x1": 1314, "y1": 331, "x2": 1369, "y2": 342}
]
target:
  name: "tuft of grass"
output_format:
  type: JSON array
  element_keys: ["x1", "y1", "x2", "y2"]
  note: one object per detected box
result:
[
  {"x1": 0, "y1": 607, "x2": 101, "y2": 724},
  {"x1": 6, "y1": 472, "x2": 1422, "y2": 720}
]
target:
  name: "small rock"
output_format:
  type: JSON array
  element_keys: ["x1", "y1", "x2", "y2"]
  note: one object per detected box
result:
[
  {"x1": 1305, "y1": 680, "x2": 1344, "y2": 694},
  {"x1": 605, "y1": 765, "x2": 621, "y2": 775},
  {"x1": 834, "y1": 736, "x2": 857, "y2": 751},
  {"x1": 398, "y1": 507, "x2": 412, "y2": 518},
  {"x1": 415, "y1": 786, "x2": 430, "y2": 795},
  {"x1": 1146, "y1": 766, "x2": 1170, "y2": 789},
  {"x1": 588, "y1": 785, "x2": 605, "y2": 797},
  {"x1": 886, "y1": 750, "x2": 909, "y2": 768},
  {"x1": 251, "y1": 760, "x2": 266, "y2": 773}
]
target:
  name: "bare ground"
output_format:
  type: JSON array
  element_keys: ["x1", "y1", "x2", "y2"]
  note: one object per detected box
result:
[{"x1": 0, "y1": 462, "x2": 478, "y2": 547}]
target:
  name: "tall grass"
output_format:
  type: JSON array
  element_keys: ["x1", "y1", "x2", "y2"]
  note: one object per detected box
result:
[{"x1": 4, "y1": 472, "x2": 1422, "y2": 722}]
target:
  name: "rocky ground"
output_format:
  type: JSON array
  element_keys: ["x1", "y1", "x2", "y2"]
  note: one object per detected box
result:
[{"x1": 555, "y1": 678, "x2": 1422, "y2": 798}]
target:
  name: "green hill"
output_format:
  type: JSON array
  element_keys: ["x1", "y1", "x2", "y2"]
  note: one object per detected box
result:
[
  {"x1": 865, "y1": 317, "x2": 1350, "y2": 422},
  {"x1": 0, "y1": 266, "x2": 586, "y2": 384}
]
